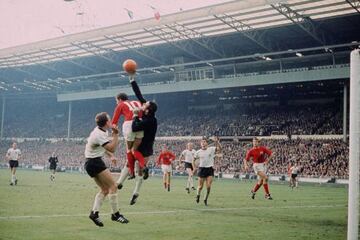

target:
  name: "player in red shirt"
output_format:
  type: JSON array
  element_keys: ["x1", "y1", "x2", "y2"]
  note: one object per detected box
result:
[
  {"x1": 111, "y1": 93, "x2": 146, "y2": 178},
  {"x1": 244, "y1": 137, "x2": 274, "y2": 200},
  {"x1": 157, "y1": 145, "x2": 176, "y2": 192}
]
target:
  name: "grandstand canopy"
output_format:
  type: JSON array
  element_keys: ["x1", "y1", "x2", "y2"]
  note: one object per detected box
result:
[{"x1": 0, "y1": 0, "x2": 359, "y2": 95}]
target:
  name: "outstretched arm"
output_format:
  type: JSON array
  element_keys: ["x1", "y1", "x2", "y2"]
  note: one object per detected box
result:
[{"x1": 130, "y1": 76, "x2": 146, "y2": 104}]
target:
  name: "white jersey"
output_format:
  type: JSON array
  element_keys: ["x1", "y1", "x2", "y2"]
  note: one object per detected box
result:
[
  {"x1": 85, "y1": 127, "x2": 110, "y2": 158},
  {"x1": 7, "y1": 148, "x2": 21, "y2": 160},
  {"x1": 291, "y1": 166, "x2": 300, "y2": 174},
  {"x1": 181, "y1": 149, "x2": 196, "y2": 163},
  {"x1": 195, "y1": 146, "x2": 216, "y2": 168}
]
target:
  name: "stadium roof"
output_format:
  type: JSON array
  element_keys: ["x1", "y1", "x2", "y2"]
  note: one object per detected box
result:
[{"x1": 0, "y1": 0, "x2": 359, "y2": 94}]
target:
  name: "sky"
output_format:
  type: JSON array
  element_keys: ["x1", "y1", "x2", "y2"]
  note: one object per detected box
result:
[{"x1": 0, "y1": 0, "x2": 233, "y2": 50}]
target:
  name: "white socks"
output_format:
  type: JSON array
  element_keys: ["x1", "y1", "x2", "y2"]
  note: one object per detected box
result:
[
  {"x1": 92, "y1": 192, "x2": 105, "y2": 212},
  {"x1": 11, "y1": 174, "x2": 16, "y2": 184},
  {"x1": 116, "y1": 167, "x2": 129, "y2": 185},
  {"x1": 133, "y1": 177, "x2": 143, "y2": 196},
  {"x1": 108, "y1": 193, "x2": 118, "y2": 214}
]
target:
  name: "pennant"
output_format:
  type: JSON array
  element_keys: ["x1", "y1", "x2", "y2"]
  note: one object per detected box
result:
[
  {"x1": 124, "y1": 8, "x2": 134, "y2": 19},
  {"x1": 149, "y1": 5, "x2": 160, "y2": 20}
]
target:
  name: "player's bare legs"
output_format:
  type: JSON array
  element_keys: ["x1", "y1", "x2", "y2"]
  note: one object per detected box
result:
[
  {"x1": 10, "y1": 167, "x2": 17, "y2": 185},
  {"x1": 90, "y1": 169, "x2": 129, "y2": 226},
  {"x1": 203, "y1": 176, "x2": 213, "y2": 206},
  {"x1": 186, "y1": 167, "x2": 195, "y2": 193},
  {"x1": 196, "y1": 177, "x2": 205, "y2": 203},
  {"x1": 257, "y1": 171, "x2": 272, "y2": 199}
]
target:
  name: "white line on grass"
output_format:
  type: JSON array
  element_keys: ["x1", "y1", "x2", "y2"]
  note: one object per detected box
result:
[{"x1": 0, "y1": 204, "x2": 346, "y2": 220}]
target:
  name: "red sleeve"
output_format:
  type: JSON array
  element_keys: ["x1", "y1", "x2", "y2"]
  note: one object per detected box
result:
[
  {"x1": 157, "y1": 153, "x2": 163, "y2": 165},
  {"x1": 170, "y1": 152, "x2": 176, "y2": 161},
  {"x1": 263, "y1": 147, "x2": 272, "y2": 156},
  {"x1": 111, "y1": 104, "x2": 122, "y2": 125},
  {"x1": 245, "y1": 150, "x2": 252, "y2": 161}
]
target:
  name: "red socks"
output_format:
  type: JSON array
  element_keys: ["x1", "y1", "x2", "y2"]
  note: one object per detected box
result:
[
  {"x1": 252, "y1": 183, "x2": 262, "y2": 193},
  {"x1": 127, "y1": 151, "x2": 146, "y2": 176},
  {"x1": 127, "y1": 152, "x2": 135, "y2": 176},
  {"x1": 133, "y1": 150, "x2": 145, "y2": 169},
  {"x1": 263, "y1": 183, "x2": 270, "y2": 195}
]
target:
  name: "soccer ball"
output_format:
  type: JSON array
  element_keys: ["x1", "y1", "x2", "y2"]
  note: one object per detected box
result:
[{"x1": 123, "y1": 59, "x2": 137, "y2": 74}]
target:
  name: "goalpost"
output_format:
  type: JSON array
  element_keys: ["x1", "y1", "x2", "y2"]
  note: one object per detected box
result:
[{"x1": 348, "y1": 49, "x2": 360, "y2": 240}]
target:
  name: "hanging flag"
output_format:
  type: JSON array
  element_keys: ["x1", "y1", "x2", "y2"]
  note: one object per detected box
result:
[
  {"x1": 124, "y1": 8, "x2": 134, "y2": 19},
  {"x1": 149, "y1": 5, "x2": 160, "y2": 20}
]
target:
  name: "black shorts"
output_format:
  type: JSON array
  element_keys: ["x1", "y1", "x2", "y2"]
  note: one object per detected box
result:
[
  {"x1": 291, "y1": 174, "x2": 298, "y2": 179},
  {"x1": 138, "y1": 145, "x2": 153, "y2": 158},
  {"x1": 198, "y1": 167, "x2": 214, "y2": 178},
  {"x1": 49, "y1": 164, "x2": 57, "y2": 170},
  {"x1": 184, "y1": 162, "x2": 193, "y2": 170},
  {"x1": 85, "y1": 157, "x2": 107, "y2": 178},
  {"x1": 9, "y1": 160, "x2": 19, "y2": 168}
]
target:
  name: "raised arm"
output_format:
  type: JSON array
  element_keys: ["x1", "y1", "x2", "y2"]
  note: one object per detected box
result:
[{"x1": 130, "y1": 76, "x2": 146, "y2": 104}]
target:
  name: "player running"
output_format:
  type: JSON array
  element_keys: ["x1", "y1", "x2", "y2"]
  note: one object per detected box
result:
[
  {"x1": 157, "y1": 145, "x2": 176, "y2": 192},
  {"x1": 194, "y1": 137, "x2": 221, "y2": 206},
  {"x1": 85, "y1": 112, "x2": 129, "y2": 227},
  {"x1": 179, "y1": 142, "x2": 196, "y2": 193},
  {"x1": 6, "y1": 142, "x2": 21, "y2": 186},
  {"x1": 244, "y1": 137, "x2": 274, "y2": 200}
]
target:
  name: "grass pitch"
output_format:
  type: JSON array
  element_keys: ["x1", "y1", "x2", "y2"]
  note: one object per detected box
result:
[{"x1": 0, "y1": 169, "x2": 348, "y2": 240}]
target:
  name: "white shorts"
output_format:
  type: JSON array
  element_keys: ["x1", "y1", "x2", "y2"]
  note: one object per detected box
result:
[
  {"x1": 122, "y1": 120, "x2": 144, "y2": 142},
  {"x1": 253, "y1": 163, "x2": 266, "y2": 174},
  {"x1": 161, "y1": 164, "x2": 172, "y2": 173}
]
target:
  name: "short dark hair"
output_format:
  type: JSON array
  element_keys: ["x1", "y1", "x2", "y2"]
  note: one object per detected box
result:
[
  {"x1": 147, "y1": 101, "x2": 157, "y2": 115},
  {"x1": 95, "y1": 112, "x2": 109, "y2": 127},
  {"x1": 116, "y1": 93, "x2": 128, "y2": 101}
]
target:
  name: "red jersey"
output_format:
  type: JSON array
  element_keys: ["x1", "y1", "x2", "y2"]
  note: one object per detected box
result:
[
  {"x1": 245, "y1": 146, "x2": 272, "y2": 164},
  {"x1": 112, "y1": 100, "x2": 143, "y2": 124},
  {"x1": 157, "y1": 151, "x2": 176, "y2": 165}
]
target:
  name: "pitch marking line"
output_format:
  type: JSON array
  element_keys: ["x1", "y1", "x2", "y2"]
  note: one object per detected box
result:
[{"x1": 0, "y1": 204, "x2": 346, "y2": 220}]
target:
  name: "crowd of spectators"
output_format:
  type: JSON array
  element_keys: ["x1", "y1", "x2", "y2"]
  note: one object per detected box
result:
[
  {"x1": 2, "y1": 97, "x2": 343, "y2": 138},
  {"x1": 0, "y1": 138, "x2": 349, "y2": 179}
]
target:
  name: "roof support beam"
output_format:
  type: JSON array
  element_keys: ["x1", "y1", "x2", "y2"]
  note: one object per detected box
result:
[
  {"x1": 40, "y1": 48, "x2": 98, "y2": 74},
  {"x1": 165, "y1": 23, "x2": 226, "y2": 58},
  {"x1": 271, "y1": 3, "x2": 331, "y2": 46},
  {"x1": 104, "y1": 35, "x2": 166, "y2": 65},
  {"x1": 214, "y1": 14, "x2": 278, "y2": 52},
  {"x1": 345, "y1": 0, "x2": 360, "y2": 14},
  {"x1": 144, "y1": 27, "x2": 205, "y2": 60},
  {"x1": 12, "y1": 54, "x2": 71, "y2": 78},
  {"x1": 71, "y1": 42, "x2": 121, "y2": 68}
]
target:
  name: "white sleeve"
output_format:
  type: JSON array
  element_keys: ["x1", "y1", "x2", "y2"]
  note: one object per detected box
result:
[
  {"x1": 210, "y1": 146, "x2": 216, "y2": 155},
  {"x1": 18, "y1": 149, "x2": 22, "y2": 155},
  {"x1": 180, "y1": 150, "x2": 186, "y2": 158},
  {"x1": 194, "y1": 150, "x2": 199, "y2": 159},
  {"x1": 6, "y1": 149, "x2": 10, "y2": 155},
  {"x1": 97, "y1": 132, "x2": 110, "y2": 146}
]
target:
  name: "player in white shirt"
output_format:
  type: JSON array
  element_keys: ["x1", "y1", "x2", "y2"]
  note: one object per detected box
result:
[
  {"x1": 85, "y1": 112, "x2": 129, "y2": 227},
  {"x1": 289, "y1": 163, "x2": 300, "y2": 189},
  {"x1": 5, "y1": 142, "x2": 21, "y2": 186},
  {"x1": 194, "y1": 137, "x2": 221, "y2": 206},
  {"x1": 179, "y1": 142, "x2": 196, "y2": 194}
]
